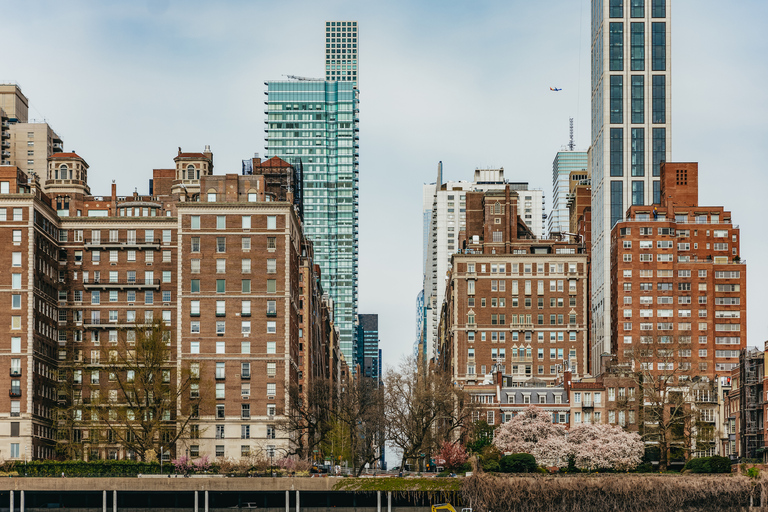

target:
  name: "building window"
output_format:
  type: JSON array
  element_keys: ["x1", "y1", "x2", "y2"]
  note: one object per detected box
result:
[
  {"x1": 652, "y1": 22, "x2": 666, "y2": 71},
  {"x1": 216, "y1": 237, "x2": 226, "y2": 252},
  {"x1": 652, "y1": 0, "x2": 665, "y2": 17},
  {"x1": 610, "y1": 128, "x2": 623, "y2": 177},
  {"x1": 631, "y1": 181, "x2": 644, "y2": 206},
  {"x1": 631, "y1": 75, "x2": 644, "y2": 124},
  {"x1": 267, "y1": 216, "x2": 277, "y2": 230},
  {"x1": 631, "y1": 128, "x2": 644, "y2": 177},
  {"x1": 610, "y1": 76, "x2": 623, "y2": 124},
  {"x1": 610, "y1": 181, "x2": 623, "y2": 228},
  {"x1": 609, "y1": 0, "x2": 623, "y2": 18},
  {"x1": 216, "y1": 216, "x2": 226, "y2": 230},
  {"x1": 609, "y1": 22, "x2": 624, "y2": 71},
  {"x1": 631, "y1": 22, "x2": 645, "y2": 70}
]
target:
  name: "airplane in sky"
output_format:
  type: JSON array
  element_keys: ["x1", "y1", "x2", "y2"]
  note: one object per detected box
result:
[{"x1": 550, "y1": 87, "x2": 562, "y2": 91}]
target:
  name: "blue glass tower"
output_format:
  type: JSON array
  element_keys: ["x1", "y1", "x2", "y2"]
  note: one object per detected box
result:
[
  {"x1": 265, "y1": 80, "x2": 359, "y2": 362},
  {"x1": 355, "y1": 314, "x2": 379, "y2": 381}
]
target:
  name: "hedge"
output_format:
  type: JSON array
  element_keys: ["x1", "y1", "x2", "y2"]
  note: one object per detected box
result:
[
  {"x1": 499, "y1": 454, "x2": 538, "y2": 473},
  {"x1": 0, "y1": 460, "x2": 162, "y2": 477},
  {"x1": 683, "y1": 456, "x2": 732, "y2": 474}
]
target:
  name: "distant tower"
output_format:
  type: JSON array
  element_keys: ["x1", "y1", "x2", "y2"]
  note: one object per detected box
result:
[
  {"x1": 548, "y1": 120, "x2": 588, "y2": 237},
  {"x1": 325, "y1": 21, "x2": 358, "y2": 85}
]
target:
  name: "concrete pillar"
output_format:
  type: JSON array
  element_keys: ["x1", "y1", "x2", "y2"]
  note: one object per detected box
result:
[
  {"x1": 103, "y1": 490, "x2": 107, "y2": 512},
  {"x1": 194, "y1": 491, "x2": 198, "y2": 512},
  {"x1": 204, "y1": 490, "x2": 209, "y2": 512},
  {"x1": 377, "y1": 491, "x2": 381, "y2": 512},
  {"x1": 113, "y1": 490, "x2": 117, "y2": 512},
  {"x1": 295, "y1": 490, "x2": 300, "y2": 512},
  {"x1": 285, "y1": 490, "x2": 289, "y2": 512},
  {"x1": 388, "y1": 491, "x2": 392, "y2": 512},
  {"x1": 20, "y1": 490, "x2": 24, "y2": 512},
  {"x1": 10, "y1": 490, "x2": 13, "y2": 512}
]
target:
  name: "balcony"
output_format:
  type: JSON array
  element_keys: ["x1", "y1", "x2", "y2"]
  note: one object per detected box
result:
[
  {"x1": 9, "y1": 389, "x2": 21, "y2": 398},
  {"x1": 9, "y1": 369, "x2": 21, "y2": 377},
  {"x1": 510, "y1": 321, "x2": 534, "y2": 330},
  {"x1": 83, "y1": 279, "x2": 160, "y2": 290},
  {"x1": 84, "y1": 238, "x2": 160, "y2": 250},
  {"x1": 581, "y1": 400, "x2": 594, "y2": 409}
]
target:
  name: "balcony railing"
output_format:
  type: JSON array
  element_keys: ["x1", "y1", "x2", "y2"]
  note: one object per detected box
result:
[
  {"x1": 9, "y1": 369, "x2": 21, "y2": 377},
  {"x1": 84, "y1": 238, "x2": 161, "y2": 249},
  {"x1": 9, "y1": 389, "x2": 21, "y2": 397},
  {"x1": 83, "y1": 279, "x2": 160, "y2": 290}
]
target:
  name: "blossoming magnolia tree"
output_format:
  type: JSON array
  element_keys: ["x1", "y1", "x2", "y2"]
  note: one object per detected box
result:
[
  {"x1": 493, "y1": 406, "x2": 569, "y2": 467},
  {"x1": 568, "y1": 423, "x2": 645, "y2": 471},
  {"x1": 493, "y1": 406, "x2": 645, "y2": 471}
]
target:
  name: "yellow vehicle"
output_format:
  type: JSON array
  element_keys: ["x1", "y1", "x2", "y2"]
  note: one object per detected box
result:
[{"x1": 431, "y1": 504, "x2": 472, "y2": 512}]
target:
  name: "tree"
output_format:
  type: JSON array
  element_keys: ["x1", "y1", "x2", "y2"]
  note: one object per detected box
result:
[
  {"x1": 568, "y1": 423, "x2": 645, "y2": 471},
  {"x1": 384, "y1": 357, "x2": 474, "y2": 472},
  {"x1": 335, "y1": 376, "x2": 385, "y2": 476},
  {"x1": 466, "y1": 420, "x2": 496, "y2": 453},
  {"x1": 279, "y1": 379, "x2": 334, "y2": 460},
  {"x1": 75, "y1": 321, "x2": 208, "y2": 461},
  {"x1": 438, "y1": 441, "x2": 468, "y2": 471},
  {"x1": 493, "y1": 406, "x2": 568, "y2": 467},
  {"x1": 620, "y1": 339, "x2": 710, "y2": 470}
]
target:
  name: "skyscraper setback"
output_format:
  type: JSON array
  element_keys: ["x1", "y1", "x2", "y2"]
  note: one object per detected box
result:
[
  {"x1": 590, "y1": 0, "x2": 672, "y2": 372},
  {"x1": 325, "y1": 21, "x2": 358, "y2": 83},
  {"x1": 265, "y1": 22, "x2": 360, "y2": 363}
]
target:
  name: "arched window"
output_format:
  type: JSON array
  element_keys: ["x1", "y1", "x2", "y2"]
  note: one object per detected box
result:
[
  {"x1": 494, "y1": 202, "x2": 502, "y2": 215},
  {"x1": 187, "y1": 165, "x2": 196, "y2": 180}
]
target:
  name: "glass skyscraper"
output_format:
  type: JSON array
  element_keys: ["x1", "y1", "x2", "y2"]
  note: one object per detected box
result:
[
  {"x1": 325, "y1": 21, "x2": 358, "y2": 83},
  {"x1": 549, "y1": 150, "x2": 588, "y2": 236},
  {"x1": 590, "y1": 0, "x2": 672, "y2": 373},
  {"x1": 265, "y1": 80, "x2": 359, "y2": 362}
]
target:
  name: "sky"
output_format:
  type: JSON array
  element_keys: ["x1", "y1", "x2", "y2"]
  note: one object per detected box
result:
[{"x1": 3, "y1": 0, "x2": 768, "y2": 373}]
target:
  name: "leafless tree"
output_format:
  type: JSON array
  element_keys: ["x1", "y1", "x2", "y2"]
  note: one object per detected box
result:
[
  {"x1": 620, "y1": 334, "x2": 714, "y2": 469},
  {"x1": 384, "y1": 356, "x2": 474, "y2": 472},
  {"x1": 57, "y1": 321, "x2": 209, "y2": 461}
]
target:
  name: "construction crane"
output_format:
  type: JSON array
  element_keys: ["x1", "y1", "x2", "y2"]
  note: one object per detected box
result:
[{"x1": 283, "y1": 74, "x2": 323, "y2": 81}]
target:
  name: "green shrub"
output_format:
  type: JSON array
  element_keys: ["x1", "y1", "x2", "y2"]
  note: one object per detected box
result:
[
  {"x1": 635, "y1": 462, "x2": 654, "y2": 473},
  {"x1": 684, "y1": 456, "x2": 731, "y2": 474},
  {"x1": 499, "y1": 454, "x2": 537, "y2": 473},
  {"x1": 1, "y1": 460, "x2": 162, "y2": 477},
  {"x1": 481, "y1": 459, "x2": 500, "y2": 473},
  {"x1": 458, "y1": 462, "x2": 473, "y2": 474},
  {"x1": 708, "y1": 456, "x2": 731, "y2": 474},
  {"x1": 747, "y1": 467, "x2": 761, "y2": 479}
]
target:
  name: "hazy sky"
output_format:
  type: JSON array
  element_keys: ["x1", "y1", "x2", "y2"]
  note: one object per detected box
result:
[{"x1": 3, "y1": 0, "x2": 768, "y2": 371}]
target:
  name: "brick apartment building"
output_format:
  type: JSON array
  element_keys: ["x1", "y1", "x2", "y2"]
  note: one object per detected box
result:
[
  {"x1": 610, "y1": 162, "x2": 746, "y2": 380},
  {"x1": 438, "y1": 185, "x2": 590, "y2": 387},
  {"x1": 0, "y1": 147, "x2": 341, "y2": 461}
]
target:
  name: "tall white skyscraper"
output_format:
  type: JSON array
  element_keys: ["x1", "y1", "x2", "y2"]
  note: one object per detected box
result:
[
  {"x1": 590, "y1": 0, "x2": 672, "y2": 372},
  {"x1": 420, "y1": 167, "x2": 543, "y2": 362},
  {"x1": 325, "y1": 21, "x2": 358, "y2": 84}
]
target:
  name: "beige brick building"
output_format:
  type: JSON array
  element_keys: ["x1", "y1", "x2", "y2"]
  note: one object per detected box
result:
[
  {"x1": 438, "y1": 186, "x2": 590, "y2": 387},
  {"x1": 0, "y1": 146, "x2": 337, "y2": 462}
]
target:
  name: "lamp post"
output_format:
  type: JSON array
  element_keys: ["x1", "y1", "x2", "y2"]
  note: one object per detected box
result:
[{"x1": 160, "y1": 446, "x2": 164, "y2": 475}]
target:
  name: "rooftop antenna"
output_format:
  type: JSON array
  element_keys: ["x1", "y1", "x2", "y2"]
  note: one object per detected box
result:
[{"x1": 568, "y1": 117, "x2": 575, "y2": 151}]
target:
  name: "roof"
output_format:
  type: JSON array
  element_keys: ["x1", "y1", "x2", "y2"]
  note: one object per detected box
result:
[
  {"x1": 254, "y1": 156, "x2": 292, "y2": 168},
  {"x1": 50, "y1": 152, "x2": 83, "y2": 160},
  {"x1": 570, "y1": 382, "x2": 605, "y2": 390},
  {"x1": 175, "y1": 152, "x2": 208, "y2": 160}
]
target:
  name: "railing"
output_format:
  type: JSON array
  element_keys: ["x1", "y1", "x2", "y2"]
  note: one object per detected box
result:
[
  {"x1": 84, "y1": 238, "x2": 161, "y2": 248},
  {"x1": 9, "y1": 389, "x2": 21, "y2": 397},
  {"x1": 83, "y1": 279, "x2": 161, "y2": 289}
]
